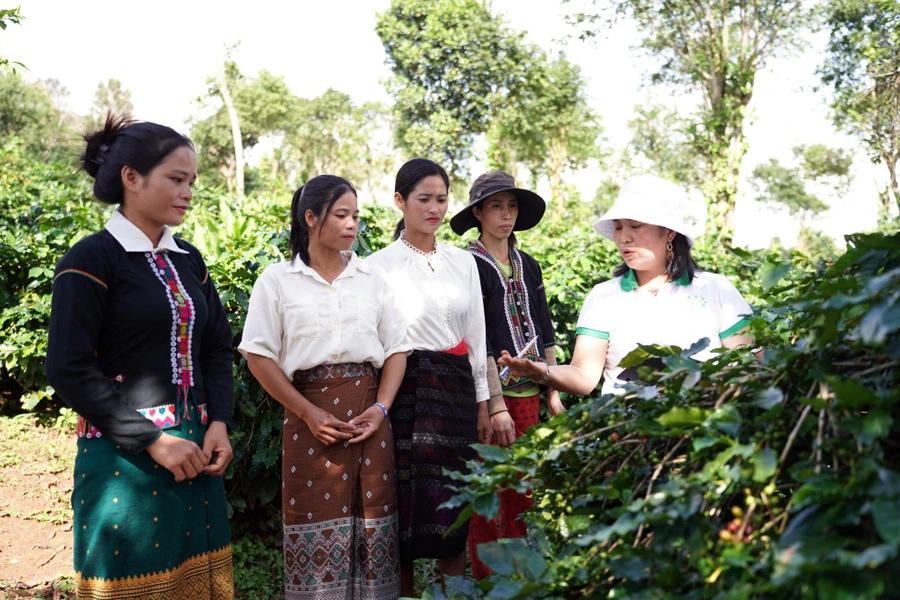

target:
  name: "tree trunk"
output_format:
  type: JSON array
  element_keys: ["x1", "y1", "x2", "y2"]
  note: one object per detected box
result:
[
  {"x1": 887, "y1": 158, "x2": 899, "y2": 221},
  {"x1": 218, "y1": 65, "x2": 244, "y2": 199}
]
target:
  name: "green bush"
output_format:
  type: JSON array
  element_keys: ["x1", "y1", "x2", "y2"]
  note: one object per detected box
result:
[
  {"x1": 231, "y1": 529, "x2": 284, "y2": 599},
  {"x1": 0, "y1": 142, "x2": 101, "y2": 410},
  {"x1": 439, "y1": 232, "x2": 900, "y2": 599}
]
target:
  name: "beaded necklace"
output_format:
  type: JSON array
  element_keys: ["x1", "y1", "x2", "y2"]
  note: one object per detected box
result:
[
  {"x1": 400, "y1": 229, "x2": 438, "y2": 271},
  {"x1": 146, "y1": 250, "x2": 196, "y2": 420}
]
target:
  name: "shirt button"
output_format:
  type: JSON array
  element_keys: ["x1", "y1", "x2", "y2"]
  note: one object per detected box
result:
[
  {"x1": 330, "y1": 288, "x2": 336, "y2": 293},
  {"x1": 331, "y1": 354, "x2": 338, "y2": 360}
]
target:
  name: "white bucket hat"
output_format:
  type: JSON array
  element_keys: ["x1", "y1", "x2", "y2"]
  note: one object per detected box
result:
[{"x1": 592, "y1": 174, "x2": 704, "y2": 247}]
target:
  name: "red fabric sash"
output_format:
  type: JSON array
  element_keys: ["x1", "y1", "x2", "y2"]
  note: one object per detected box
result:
[{"x1": 444, "y1": 340, "x2": 468, "y2": 356}]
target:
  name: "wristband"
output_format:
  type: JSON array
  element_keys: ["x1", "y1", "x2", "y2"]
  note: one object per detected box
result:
[
  {"x1": 537, "y1": 363, "x2": 552, "y2": 386},
  {"x1": 374, "y1": 402, "x2": 389, "y2": 419}
]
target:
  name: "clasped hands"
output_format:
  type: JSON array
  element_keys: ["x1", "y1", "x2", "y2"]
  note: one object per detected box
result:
[
  {"x1": 146, "y1": 421, "x2": 233, "y2": 483},
  {"x1": 304, "y1": 404, "x2": 386, "y2": 446}
]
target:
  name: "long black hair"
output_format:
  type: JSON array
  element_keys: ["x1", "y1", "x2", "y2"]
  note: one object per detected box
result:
[
  {"x1": 613, "y1": 231, "x2": 699, "y2": 282},
  {"x1": 81, "y1": 113, "x2": 194, "y2": 204},
  {"x1": 392, "y1": 158, "x2": 450, "y2": 240},
  {"x1": 289, "y1": 175, "x2": 357, "y2": 265}
]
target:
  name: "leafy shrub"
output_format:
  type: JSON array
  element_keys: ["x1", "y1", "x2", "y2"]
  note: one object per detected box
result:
[
  {"x1": 231, "y1": 528, "x2": 284, "y2": 599},
  {"x1": 0, "y1": 142, "x2": 101, "y2": 410},
  {"x1": 440, "y1": 232, "x2": 900, "y2": 599}
]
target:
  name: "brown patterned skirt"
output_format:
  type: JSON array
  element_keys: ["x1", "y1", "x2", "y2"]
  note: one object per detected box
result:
[{"x1": 283, "y1": 362, "x2": 400, "y2": 600}]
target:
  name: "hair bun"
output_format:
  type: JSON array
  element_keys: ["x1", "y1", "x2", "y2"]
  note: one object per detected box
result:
[{"x1": 80, "y1": 112, "x2": 133, "y2": 179}]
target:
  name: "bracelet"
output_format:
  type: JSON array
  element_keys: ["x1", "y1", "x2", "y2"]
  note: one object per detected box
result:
[
  {"x1": 374, "y1": 402, "x2": 389, "y2": 419},
  {"x1": 537, "y1": 363, "x2": 552, "y2": 386}
]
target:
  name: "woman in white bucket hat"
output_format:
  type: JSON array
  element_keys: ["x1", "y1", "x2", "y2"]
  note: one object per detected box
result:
[{"x1": 498, "y1": 174, "x2": 753, "y2": 397}]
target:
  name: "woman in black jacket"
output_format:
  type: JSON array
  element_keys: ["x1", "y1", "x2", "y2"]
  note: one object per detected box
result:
[
  {"x1": 45, "y1": 115, "x2": 234, "y2": 598},
  {"x1": 449, "y1": 171, "x2": 563, "y2": 580}
]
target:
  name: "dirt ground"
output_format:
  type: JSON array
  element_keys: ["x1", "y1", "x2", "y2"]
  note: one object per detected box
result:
[{"x1": 0, "y1": 417, "x2": 76, "y2": 599}]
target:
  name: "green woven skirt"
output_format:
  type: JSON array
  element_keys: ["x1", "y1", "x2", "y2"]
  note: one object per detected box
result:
[{"x1": 72, "y1": 400, "x2": 233, "y2": 599}]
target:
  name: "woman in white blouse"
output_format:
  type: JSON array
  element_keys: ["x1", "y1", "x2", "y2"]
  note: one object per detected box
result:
[
  {"x1": 239, "y1": 175, "x2": 409, "y2": 600},
  {"x1": 367, "y1": 159, "x2": 491, "y2": 596}
]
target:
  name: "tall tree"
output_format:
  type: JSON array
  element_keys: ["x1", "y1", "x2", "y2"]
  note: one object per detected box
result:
[
  {"x1": 567, "y1": 0, "x2": 816, "y2": 241},
  {"x1": 190, "y1": 64, "x2": 296, "y2": 194},
  {"x1": 820, "y1": 0, "x2": 900, "y2": 224},
  {"x1": 751, "y1": 144, "x2": 853, "y2": 251},
  {"x1": 487, "y1": 52, "x2": 604, "y2": 203},
  {"x1": 375, "y1": 0, "x2": 533, "y2": 182},
  {"x1": 280, "y1": 89, "x2": 395, "y2": 194},
  {"x1": 623, "y1": 103, "x2": 705, "y2": 190},
  {"x1": 216, "y1": 63, "x2": 245, "y2": 198},
  {"x1": 86, "y1": 79, "x2": 134, "y2": 131},
  {"x1": 0, "y1": 73, "x2": 74, "y2": 157}
]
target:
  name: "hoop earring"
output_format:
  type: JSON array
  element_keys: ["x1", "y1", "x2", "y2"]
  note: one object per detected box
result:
[{"x1": 666, "y1": 241, "x2": 674, "y2": 264}]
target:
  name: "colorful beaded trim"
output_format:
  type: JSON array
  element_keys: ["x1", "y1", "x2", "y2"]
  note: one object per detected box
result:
[
  {"x1": 76, "y1": 402, "x2": 208, "y2": 438},
  {"x1": 146, "y1": 251, "x2": 196, "y2": 416}
]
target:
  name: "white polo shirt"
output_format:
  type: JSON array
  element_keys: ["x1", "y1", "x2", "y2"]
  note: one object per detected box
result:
[
  {"x1": 238, "y1": 252, "x2": 411, "y2": 378},
  {"x1": 576, "y1": 270, "x2": 752, "y2": 396}
]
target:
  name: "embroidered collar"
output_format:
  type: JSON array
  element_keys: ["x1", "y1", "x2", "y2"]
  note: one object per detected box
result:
[
  {"x1": 469, "y1": 240, "x2": 541, "y2": 387},
  {"x1": 105, "y1": 210, "x2": 188, "y2": 254},
  {"x1": 288, "y1": 251, "x2": 370, "y2": 279},
  {"x1": 619, "y1": 269, "x2": 690, "y2": 292}
]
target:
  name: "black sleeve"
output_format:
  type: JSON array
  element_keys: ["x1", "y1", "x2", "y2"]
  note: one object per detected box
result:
[
  {"x1": 191, "y1": 246, "x2": 234, "y2": 429},
  {"x1": 45, "y1": 238, "x2": 162, "y2": 453},
  {"x1": 476, "y1": 263, "x2": 495, "y2": 358},
  {"x1": 526, "y1": 253, "x2": 556, "y2": 348}
]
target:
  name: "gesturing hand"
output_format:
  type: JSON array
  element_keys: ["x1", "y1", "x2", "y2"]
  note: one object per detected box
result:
[
  {"x1": 202, "y1": 421, "x2": 233, "y2": 476},
  {"x1": 497, "y1": 350, "x2": 544, "y2": 381},
  {"x1": 146, "y1": 432, "x2": 210, "y2": 482},
  {"x1": 304, "y1": 406, "x2": 357, "y2": 445},
  {"x1": 347, "y1": 405, "x2": 386, "y2": 444}
]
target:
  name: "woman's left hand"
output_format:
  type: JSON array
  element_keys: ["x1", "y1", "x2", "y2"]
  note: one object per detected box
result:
[
  {"x1": 202, "y1": 421, "x2": 233, "y2": 476},
  {"x1": 477, "y1": 402, "x2": 493, "y2": 445},
  {"x1": 347, "y1": 405, "x2": 385, "y2": 444},
  {"x1": 546, "y1": 390, "x2": 565, "y2": 416}
]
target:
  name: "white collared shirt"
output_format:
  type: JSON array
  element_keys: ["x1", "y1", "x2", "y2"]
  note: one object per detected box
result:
[
  {"x1": 104, "y1": 210, "x2": 188, "y2": 254},
  {"x1": 367, "y1": 240, "x2": 490, "y2": 402},
  {"x1": 576, "y1": 270, "x2": 752, "y2": 396},
  {"x1": 238, "y1": 252, "x2": 411, "y2": 378}
]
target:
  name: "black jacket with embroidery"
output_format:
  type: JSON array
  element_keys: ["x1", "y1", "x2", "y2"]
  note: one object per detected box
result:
[
  {"x1": 470, "y1": 246, "x2": 556, "y2": 390},
  {"x1": 45, "y1": 230, "x2": 234, "y2": 453}
]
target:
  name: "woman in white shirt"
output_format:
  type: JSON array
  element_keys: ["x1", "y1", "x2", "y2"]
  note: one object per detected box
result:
[
  {"x1": 499, "y1": 174, "x2": 753, "y2": 397},
  {"x1": 239, "y1": 175, "x2": 410, "y2": 600},
  {"x1": 367, "y1": 159, "x2": 491, "y2": 596}
]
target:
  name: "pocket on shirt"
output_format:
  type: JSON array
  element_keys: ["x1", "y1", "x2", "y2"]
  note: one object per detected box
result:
[
  {"x1": 356, "y1": 298, "x2": 379, "y2": 336},
  {"x1": 283, "y1": 302, "x2": 321, "y2": 339}
]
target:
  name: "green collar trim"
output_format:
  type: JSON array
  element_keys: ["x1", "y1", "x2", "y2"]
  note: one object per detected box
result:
[{"x1": 619, "y1": 269, "x2": 690, "y2": 292}]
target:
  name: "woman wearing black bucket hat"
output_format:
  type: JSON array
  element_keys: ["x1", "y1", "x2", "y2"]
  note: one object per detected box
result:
[{"x1": 450, "y1": 171, "x2": 563, "y2": 580}]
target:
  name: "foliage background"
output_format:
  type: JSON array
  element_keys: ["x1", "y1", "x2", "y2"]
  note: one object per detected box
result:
[{"x1": 2, "y1": 0, "x2": 899, "y2": 597}]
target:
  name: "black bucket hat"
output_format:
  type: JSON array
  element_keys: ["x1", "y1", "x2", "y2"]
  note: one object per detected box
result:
[{"x1": 450, "y1": 171, "x2": 546, "y2": 235}]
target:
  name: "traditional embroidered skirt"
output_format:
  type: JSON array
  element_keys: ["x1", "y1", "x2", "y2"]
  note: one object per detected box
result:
[
  {"x1": 391, "y1": 347, "x2": 478, "y2": 561},
  {"x1": 284, "y1": 362, "x2": 400, "y2": 600},
  {"x1": 72, "y1": 398, "x2": 233, "y2": 599}
]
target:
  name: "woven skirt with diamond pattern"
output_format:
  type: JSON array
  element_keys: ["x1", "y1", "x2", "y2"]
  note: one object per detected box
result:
[{"x1": 283, "y1": 366, "x2": 400, "y2": 600}]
